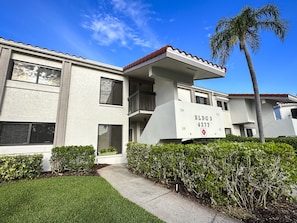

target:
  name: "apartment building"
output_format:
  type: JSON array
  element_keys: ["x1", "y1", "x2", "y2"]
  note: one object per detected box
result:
[
  {"x1": 229, "y1": 94, "x2": 297, "y2": 138},
  {"x1": 0, "y1": 38, "x2": 296, "y2": 170}
]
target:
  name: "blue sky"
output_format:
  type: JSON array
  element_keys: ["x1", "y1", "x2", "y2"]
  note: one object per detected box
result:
[{"x1": 1, "y1": 0, "x2": 296, "y2": 95}]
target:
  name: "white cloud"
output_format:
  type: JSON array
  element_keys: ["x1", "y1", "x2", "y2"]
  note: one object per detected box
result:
[
  {"x1": 204, "y1": 26, "x2": 212, "y2": 30},
  {"x1": 82, "y1": 0, "x2": 161, "y2": 49},
  {"x1": 84, "y1": 15, "x2": 129, "y2": 46}
]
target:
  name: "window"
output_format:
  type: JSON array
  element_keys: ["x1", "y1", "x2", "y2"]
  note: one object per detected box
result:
[
  {"x1": 195, "y1": 92, "x2": 209, "y2": 105},
  {"x1": 217, "y1": 100, "x2": 228, "y2": 111},
  {"x1": 196, "y1": 96, "x2": 208, "y2": 105},
  {"x1": 291, "y1": 108, "x2": 297, "y2": 119},
  {"x1": 246, "y1": 129, "x2": 253, "y2": 137},
  {"x1": 97, "y1": 125, "x2": 122, "y2": 155},
  {"x1": 224, "y1": 102, "x2": 228, "y2": 111},
  {"x1": 100, "y1": 77, "x2": 123, "y2": 106},
  {"x1": 225, "y1": 128, "x2": 232, "y2": 135},
  {"x1": 0, "y1": 122, "x2": 55, "y2": 145},
  {"x1": 217, "y1": 101, "x2": 222, "y2": 108},
  {"x1": 11, "y1": 61, "x2": 61, "y2": 86}
]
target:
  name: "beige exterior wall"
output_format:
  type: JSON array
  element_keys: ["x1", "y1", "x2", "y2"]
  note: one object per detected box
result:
[
  {"x1": 0, "y1": 51, "x2": 61, "y2": 171},
  {"x1": 0, "y1": 81, "x2": 59, "y2": 122},
  {"x1": 64, "y1": 65, "x2": 129, "y2": 164}
]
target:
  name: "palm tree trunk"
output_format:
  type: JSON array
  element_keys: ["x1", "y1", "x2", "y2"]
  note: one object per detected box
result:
[{"x1": 242, "y1": 42, "x2": 265, "y2": 143}]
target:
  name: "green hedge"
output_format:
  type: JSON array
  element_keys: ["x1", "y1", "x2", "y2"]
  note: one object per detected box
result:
[
  {"x1": 0, "y1": 154, "x2": 43, "y2": 182},
  {"x1": 224, "y1": 134, "x2": 297, "y2": 151},
  {"x1": 50, "y1": 145, "x2": 95, "y2": 174},
  {"x1": 127, "y1": 141, "x2": 297, "y2": 211}
]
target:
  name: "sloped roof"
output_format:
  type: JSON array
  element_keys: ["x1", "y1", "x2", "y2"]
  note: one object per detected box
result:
[
  {"x1": 0, "y1": 37, "x2": 122, "y2": 74},
  {"x1": 123, "y1": 45, "x2": 226, "y2": 81},
  {"x1": 229, "y1": 94, "x2": 297, "y2": 103},
  {"x1": 124, "y1": 45, "x2": 226, "y2": 72},
  {"x1": 0, "y1": 37, "x2": 84, "y2": 59}
]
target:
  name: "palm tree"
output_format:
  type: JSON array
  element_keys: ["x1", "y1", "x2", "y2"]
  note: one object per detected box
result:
[{"x1": 210, "y1": 4, "x2": 288, "y2": 143}]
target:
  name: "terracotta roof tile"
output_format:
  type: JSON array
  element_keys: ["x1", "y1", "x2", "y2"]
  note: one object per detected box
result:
[{"x1": 123, "y1": 45, "x2": 226, "y2": 72}]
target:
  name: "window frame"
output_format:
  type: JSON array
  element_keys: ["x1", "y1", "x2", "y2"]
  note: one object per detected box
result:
[
  {"x1": 10, "y1": 60, "x2": 61, "y2": 87},
  {"x1": 217, "y1": 100, "x2": 229, "y2": 111},
  {"x1": 99, "y1": 77, "x2": 123, "y2": 106},
  {"x1": 97, "y1": 124, "x2": 123, "y2": 156},
  {"x1": 196, "y1": 96, "x2": 209, "y2": 105},
  {"x1": 0, "y1": 122, "x2": 55, "y2": 146}
]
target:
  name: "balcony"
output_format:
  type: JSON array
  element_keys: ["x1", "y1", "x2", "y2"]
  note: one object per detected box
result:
[{"x1": 128, "y1": 90, "x2": 156, "y2": 117}]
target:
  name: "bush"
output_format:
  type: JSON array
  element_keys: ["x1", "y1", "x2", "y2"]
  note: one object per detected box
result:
[
  {"x1": 50, "y1": 145, "x2": 95, "y2": 174},
  {"x1": 0, "y1": 154, "x2": 43, "y2": 182},
  {"x1": 127, "y1": 141, "x2": 297, "y2": 212},
  {"x1": 225, "y1": 134, "x2": 297, "y2": 152}
]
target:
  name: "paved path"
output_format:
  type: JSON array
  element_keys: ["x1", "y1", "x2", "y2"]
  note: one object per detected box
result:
[{"x1": 98, "y1": 164, "x2": 242, "y2": 223}]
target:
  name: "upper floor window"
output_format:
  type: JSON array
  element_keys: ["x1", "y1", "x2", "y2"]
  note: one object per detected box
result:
[
  {"x1": 195, "y1": 92, "x2": 209, "y2": 105},
  {"x1": 217, "y1": 100, "x2": 228, "y2": 111},
  {"x1": 11, "y1": 61, "x2": 61, "y2": 86},
  {"x1": 0, "y1": 122, "x2": 55, "y2": 145},
  {"x1": 100, "y1": 77, "x2": 123, "y2": 106},
  {"x1": 292, "y1": 108, "x2": 297, "y2": 119},
  {"x1": 196, "y1": 96, "x2": 208, "y2": 105}
]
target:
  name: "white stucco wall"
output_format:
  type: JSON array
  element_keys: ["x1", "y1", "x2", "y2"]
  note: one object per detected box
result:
[
  {"x1": 264, "y1": 119, "x2": 297, "y2": 137},
  {"x1": 0, "y1": 81, "x2": 59, "y2": 171},
  {"x1": 261, "y1": 102, "x2": 276, "y2": 126},
  {"x1": 229, "y1": 99, "x2": 254, "y2": 124},
  {"x1": 154, "y1": 76, "x2": 177, "y2": 106},
  {"x1": 277, "y1": 104, "x2": 297, "y2": 119},
  {"x1": 0, "y1": 81, "x2": 59, "y2": 122},
  {"x1": 140, "y1": 100, "x2": 225, "y2": 144},
  {"x1": 64, "y1": 65, "x2": 129, "y2": 164},
  {"x1": 177, "y1": 88, "x2": 191, "y2": 102}
]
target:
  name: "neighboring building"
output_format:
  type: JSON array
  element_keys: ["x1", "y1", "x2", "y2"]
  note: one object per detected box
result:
[
  {"x1": 228, "y1": 94, "x2": 297, "y2": 138},
  {"x1": 0, "y1": 38, "x2": 296, "y2": 170}
]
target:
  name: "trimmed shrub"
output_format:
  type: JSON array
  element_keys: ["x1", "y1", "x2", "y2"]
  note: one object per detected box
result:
[
  {"x1": 224, "y1": 134, "x2": 297, "y2": 152},
  {"x1": 127, "y1": 141, "x2": 297, "y2": 211},
  {"x1": 50, "y1": 145, "x2": 95, "y2": 174},
  {"x1": 0, "y1": 154, "x2": 43, "y2": 182}
]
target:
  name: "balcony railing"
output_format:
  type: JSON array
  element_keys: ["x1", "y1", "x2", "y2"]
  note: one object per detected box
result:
[{"x1": 128, "y1": 90, "x2": 156, "y2": 114}]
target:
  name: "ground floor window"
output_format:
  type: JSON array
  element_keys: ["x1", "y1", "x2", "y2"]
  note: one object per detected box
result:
[
  {"x1": 0, "y1": 122, "x2": 55, "y2": 145},
  {"x1": 97, "y1": 124, "x2": 122, "y2": 156},
  {"x1": 225, "y1": 128, "x2": 232, "y2": 135},
  {"x1": 246, "y1": 129, "x2": 253, "y2": 137}
]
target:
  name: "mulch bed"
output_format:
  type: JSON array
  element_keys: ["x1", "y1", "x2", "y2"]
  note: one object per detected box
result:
[{"x1": 38, "y1": 163, "x2": 109, "y2": 178}]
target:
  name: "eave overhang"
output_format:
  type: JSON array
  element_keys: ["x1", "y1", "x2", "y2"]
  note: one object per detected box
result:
[
  {"x1": 228, "y1": 94, "x2": 297, "y2": 103},
  {"x1": 123, "y1": 45, "x2": 226, "y2": 81}
]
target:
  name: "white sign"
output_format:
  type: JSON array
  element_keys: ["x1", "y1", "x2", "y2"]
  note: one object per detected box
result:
[{"x1": 175, "y1": 101, "x2": 225, "y2": 138}]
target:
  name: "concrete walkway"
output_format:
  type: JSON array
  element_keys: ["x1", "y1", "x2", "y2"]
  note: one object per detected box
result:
[{"x1": 98, "y1": 164, "x2": 242, "y2": 223}]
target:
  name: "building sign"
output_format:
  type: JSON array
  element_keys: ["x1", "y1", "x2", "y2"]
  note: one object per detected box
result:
[{"x1": 175, "y1": 101, "x2": 225, "y2": 139}]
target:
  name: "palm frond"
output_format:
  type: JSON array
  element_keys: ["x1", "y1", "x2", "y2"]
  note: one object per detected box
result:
[
  {"x1": 210, "y1": 29, "x2": 235, "y2": 65},
  {"x1": 257, "y1": 20, "x2": 288, "y2": 41},
  {"x1": 245, "y1": 29, "x2": 260, "y2": 52}
]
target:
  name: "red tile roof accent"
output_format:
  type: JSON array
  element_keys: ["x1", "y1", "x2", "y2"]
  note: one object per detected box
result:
[
  {"x1": 229, "y1": 94, "x2": 290, "y2": 98},
  {"x1": 123, "y1": 45, "x2": 226, "y2": 71}
]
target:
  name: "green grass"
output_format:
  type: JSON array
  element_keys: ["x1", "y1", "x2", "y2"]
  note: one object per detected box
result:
[{"x1": 0, "y1": 176, "x2": 164, "y2": 223}]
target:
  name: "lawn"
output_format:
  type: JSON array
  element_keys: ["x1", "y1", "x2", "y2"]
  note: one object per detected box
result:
[{"x1": 0, "y1": 176, "x2": 164, "y2": 223}]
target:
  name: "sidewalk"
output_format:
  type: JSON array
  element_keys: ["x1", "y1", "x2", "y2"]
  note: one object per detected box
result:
[{"x1": 98, "y1": 164, "x2": 242, "y2": 223}]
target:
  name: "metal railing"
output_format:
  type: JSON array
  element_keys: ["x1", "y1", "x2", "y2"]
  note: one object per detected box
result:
[{"x1": 128, "y1": 90, "x2": 156, "y2": 114}]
